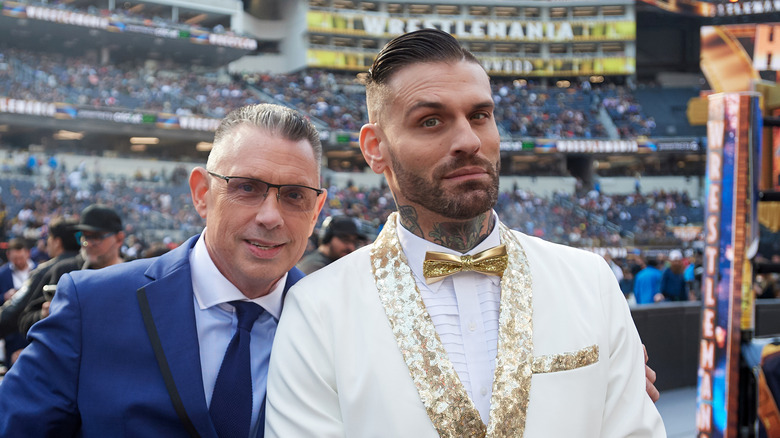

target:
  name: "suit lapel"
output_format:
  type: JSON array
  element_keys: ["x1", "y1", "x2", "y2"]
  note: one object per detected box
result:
[
  {"x1": 138, "y1": 237, "x2": 307, "y2": 438},
  {"x1": 281, "y1": 266, "x2": 305, "y2": 306},
  {"x1": 138, "y1": 237, "x2": 217, "y2": 438}
]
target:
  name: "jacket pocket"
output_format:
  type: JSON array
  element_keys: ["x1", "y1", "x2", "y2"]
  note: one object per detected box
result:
[{"x1": 531, "y1": 344, "x2": 599, "y2": 374}]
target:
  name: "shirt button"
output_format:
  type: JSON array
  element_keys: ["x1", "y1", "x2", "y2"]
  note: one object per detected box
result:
[
  {"x1": 468, "y1": 322, "x2": 477, "y2": 332},
  {"x1": 481, "y1": 387, "x2": 488, "y2": 396}
]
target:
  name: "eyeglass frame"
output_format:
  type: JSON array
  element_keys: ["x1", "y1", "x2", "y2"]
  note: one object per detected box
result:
[
  {"x1": 75, "y1": 231, "x2": 117, "y2": 247},
  {"x1": 207, "y1": 170, "x2": 324, "y2": 212}
]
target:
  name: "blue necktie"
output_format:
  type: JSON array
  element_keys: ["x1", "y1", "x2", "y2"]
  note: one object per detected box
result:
[{"x1": 210, "y1": 301, "x2": 264, "y2": 438}]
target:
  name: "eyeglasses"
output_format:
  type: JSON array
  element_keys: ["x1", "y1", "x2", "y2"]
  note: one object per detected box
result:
[
  {"x1": 207, "y1": 171, "x2": 324, "y2": 213},
  {"x1": 75, "y1": 231, "x2": 117, "y2": 247}
]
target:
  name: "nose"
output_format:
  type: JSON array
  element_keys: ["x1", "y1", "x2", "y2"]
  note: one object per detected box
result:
[
  {"x1": 255, "y1": 187, "x2": 285, "y2": 229},
  {"x1": 450, "y1": 116, "x2": 482, "y2": 156}
]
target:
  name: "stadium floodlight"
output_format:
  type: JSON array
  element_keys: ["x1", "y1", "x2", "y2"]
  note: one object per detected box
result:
[
  {"x1": 130, "y1": 137, "x2": 159, "y2": 145},
  {"x1": 196, "y1": 142, "x2": 213, "y2": 152}
]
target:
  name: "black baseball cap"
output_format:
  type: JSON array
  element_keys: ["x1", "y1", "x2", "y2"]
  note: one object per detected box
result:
[
  {"x1": 73, "y1": 204, "x2": 123, "y2": 233},
  {"x1": 329, "y1": 216, "x2": 365, "y2": 239}
]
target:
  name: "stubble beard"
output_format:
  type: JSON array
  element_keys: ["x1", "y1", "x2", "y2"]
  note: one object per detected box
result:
[{"x1": 389, "y1": 149, "x2": 500, "y2": 220}]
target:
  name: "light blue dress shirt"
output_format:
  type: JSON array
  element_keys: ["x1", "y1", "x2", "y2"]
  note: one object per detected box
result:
[{"x1": 189, "y1": 232, "x2": 286, "y2": 438}]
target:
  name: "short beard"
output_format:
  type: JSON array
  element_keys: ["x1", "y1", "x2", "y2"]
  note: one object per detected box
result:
[{"x1": 389, "y1": 149, "x2": 499, "y2": 220}]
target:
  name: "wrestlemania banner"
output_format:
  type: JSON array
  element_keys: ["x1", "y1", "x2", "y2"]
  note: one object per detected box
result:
[
  {"x1": 306, "y1": 10, "x2": 636, "y2": 76},
  {"x1": 307, "y1": 49, "x2": 635, "y2": 76},
  {"x1": 697, "y1": 92, "x2": 761, "y2": 438},
  {"x1": 1, "y1": 1, "x2": 256, "y2": 50},
  {"x1": 307, "y1": 11, "x2": 635, "y2": 42}
]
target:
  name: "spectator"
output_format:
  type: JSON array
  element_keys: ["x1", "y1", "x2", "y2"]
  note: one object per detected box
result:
[
  {"x1": 634, "y1": 256, "x2": 664, "y2": 304},
  {"x1": 296, "y1": 215, "x2": 365, "y2": 274},
  {"x1": 619, "y1": 267, "x2": 636, "y2": 305},
  {"x1": 660, "y1": 249, "x2": 688, "y2": 301},
  {"x1": 0, "y1": 219, "x2": 79, "y2": 341},
  {"x1": 17, "y1": 204, "x2": 125, "y2": 335},
  {"x1": 0, "y1": 237, "x2": 36, "y2": 367}
]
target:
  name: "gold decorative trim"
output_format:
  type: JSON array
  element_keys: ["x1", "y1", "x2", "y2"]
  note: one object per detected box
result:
[
  {"x1": 369, "y1": 213, "x2": 534, "y2": 437},
  {"x1": 532, "y1": 345, "x2": 600, "y2": 374},
  {"x1": 486, "y1": 221, "x2": 534, "y2": 437}
]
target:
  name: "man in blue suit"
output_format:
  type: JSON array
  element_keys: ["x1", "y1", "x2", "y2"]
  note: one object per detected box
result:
[{"x1": 0, "y1": 103, "x2": 327, "y2": 438}]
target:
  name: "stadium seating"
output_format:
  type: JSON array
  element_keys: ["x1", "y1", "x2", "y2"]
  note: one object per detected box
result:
[{"x1": 0, "y1": 47, "x2": 660, "y2": 139}]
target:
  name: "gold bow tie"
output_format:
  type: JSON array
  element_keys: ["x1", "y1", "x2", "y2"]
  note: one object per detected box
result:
[{"x1": 422, "y1": 245, "x2": 508, "y2": 284}]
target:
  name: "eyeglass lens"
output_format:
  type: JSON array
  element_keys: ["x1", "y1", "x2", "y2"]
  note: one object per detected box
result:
[{"x1": 224, "y1": 177, "x2": 319, "y2": 212}]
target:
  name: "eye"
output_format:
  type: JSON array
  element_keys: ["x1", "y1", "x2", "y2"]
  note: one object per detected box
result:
[
  {"x1": 236, "y1": 181, "x2": 258, "y2": 193},
  {"x1": 281, "y1": 187, "x2": 308, "y2": 203},
  {"x1": 422, "y1": 118, "x2": 441, "y2": 128},
  {"x1": 472, "y1": 112, "x2": 490, "y2": 121}
]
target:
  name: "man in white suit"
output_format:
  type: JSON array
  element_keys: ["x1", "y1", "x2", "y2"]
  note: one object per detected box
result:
[{"x1": 266, "y1": 29, "x2": 665, "y2": 437}]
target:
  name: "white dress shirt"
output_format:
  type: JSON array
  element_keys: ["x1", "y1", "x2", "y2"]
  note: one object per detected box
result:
[
  {"x1": 11, "y1": 259, "x2": 34, "y2": 289},
  {"x1": 397, "y1": 213, "x2": 501, "y2": 423},
  {"x1": 189, "y1": 231, "x2": 285, "y2": 438}
]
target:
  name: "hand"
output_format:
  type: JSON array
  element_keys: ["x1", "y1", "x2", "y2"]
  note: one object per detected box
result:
[
  {"x1": 41, "y1": 301, "x2": 51, "y2": 319},
  {"x1": 644, "y1": 344, "x2": 660, "y2": 402},
  {"x1": 653, "y1": 293, "x2": 664, "y2": 303}
]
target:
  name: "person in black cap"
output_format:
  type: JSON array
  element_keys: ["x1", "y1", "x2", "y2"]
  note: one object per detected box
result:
[
  {"x1": 17, "y1": 204, "x2": 125, "y2": 335},
  {"x1": 0, "y1": 217, "x2": 80, "y2": 364},
  {"x1": 296, "y1": 215, "x2": 365, "y2": 274}
]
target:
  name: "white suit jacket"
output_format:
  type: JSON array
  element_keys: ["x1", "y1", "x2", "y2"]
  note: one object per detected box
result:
[{"x1": 266, "y1": 228, "x2": 665, "y2": 437}]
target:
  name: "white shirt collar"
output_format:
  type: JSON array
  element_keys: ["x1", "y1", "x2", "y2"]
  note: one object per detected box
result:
[
  {"x1": 189, "y1": 230, "x2": 285, "y2": 320},
  {"x1": 10, "y1": 259, "x2": 34, "y2": 274},
  {"x1": 396, "y1": 211, "x2": 502, "y2": 294}
]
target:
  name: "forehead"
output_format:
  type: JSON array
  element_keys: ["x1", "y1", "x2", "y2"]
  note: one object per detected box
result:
[
  {"x1": 216, "y1": 124, "x2": 319, "y2": 185},
  {"x1": 384, "y1": 60, "x2": 492, "y2": 111}
]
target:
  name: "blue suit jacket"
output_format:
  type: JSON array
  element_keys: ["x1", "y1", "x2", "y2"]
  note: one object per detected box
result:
[
  {"x1": 0, "y1": 235, "x2": 304, "y2": 438},
  {"x1": 0, "y1": 263, "x2": 14, "y2": 301}
]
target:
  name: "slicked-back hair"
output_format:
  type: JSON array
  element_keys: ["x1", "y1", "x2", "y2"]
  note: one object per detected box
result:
[
  {"x1": 208, "y1": 103, "x2": 322, "y2": 170},
  {"x1": 361, "y1": 28, "x2": 481, "y2": 121}
]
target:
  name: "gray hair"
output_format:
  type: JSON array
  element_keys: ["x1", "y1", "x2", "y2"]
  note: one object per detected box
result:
[{"x1": 208, "y1": 104, "x2": 322, "y2": 169}]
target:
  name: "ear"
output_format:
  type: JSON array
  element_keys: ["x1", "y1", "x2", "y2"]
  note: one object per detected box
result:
[
  {"x1": 359, "y1": 123, "x2": 389, "y2": 175},
  {"x1": 189, "y1": 167, "x2": 210, "y2": 219}
]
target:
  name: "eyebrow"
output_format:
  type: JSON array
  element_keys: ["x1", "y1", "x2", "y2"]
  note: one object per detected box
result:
[{"x1": 405, "y1": 100, "x2": 495, "y2": 119}]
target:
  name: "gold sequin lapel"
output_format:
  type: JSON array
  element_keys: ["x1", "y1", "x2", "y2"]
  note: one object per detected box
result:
[{"x1": 370, "y1": 213, "x2": 534, "y2": 437}]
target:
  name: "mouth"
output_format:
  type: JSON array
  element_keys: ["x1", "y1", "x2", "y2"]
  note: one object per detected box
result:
[
  {"x1": 443, "y1": 166, "x2": 489, "y2": 181},
  {"x1": 247, "y1": 240, "x2": 283, "y2": 250}
]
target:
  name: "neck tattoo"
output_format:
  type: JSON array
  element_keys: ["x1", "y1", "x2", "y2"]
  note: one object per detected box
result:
[{"x1": 398, "y1": 205, "x2": 493, "y2": 253}]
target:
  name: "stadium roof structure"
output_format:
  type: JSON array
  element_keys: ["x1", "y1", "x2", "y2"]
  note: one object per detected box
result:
[{"x1": 0, "y1": 3, "x2": 255, "y2": 66}]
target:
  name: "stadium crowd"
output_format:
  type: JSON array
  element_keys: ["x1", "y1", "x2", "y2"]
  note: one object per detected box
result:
[
  {"x1": 0, "y1": 149, "x2": 705, "y2": 261},
  {"x1": 0, "y1": 47, "x2": 658, "y2": 138}
]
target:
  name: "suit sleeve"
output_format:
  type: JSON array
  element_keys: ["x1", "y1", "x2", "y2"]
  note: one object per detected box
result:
[
  {"x1": 265, "y1": 284, "x2": 344, "y2": 437},
  {"x1": 0, "y1": 273, "x2": 83, "y2": 437},
  {"x1": 597, "y1": 257, "x2": 666, "y2": 437}
]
